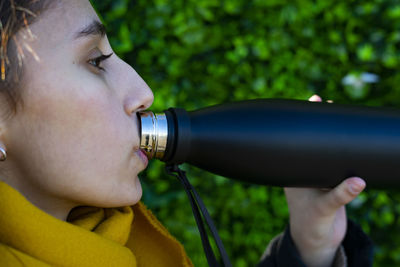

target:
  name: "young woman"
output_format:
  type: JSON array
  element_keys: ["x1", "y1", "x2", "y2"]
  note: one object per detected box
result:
[{"x1": 0, "y1": 1, "x2": 371, "y2": 266}]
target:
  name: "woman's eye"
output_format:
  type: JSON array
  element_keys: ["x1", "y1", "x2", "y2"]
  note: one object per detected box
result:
[{"x1": 87, "y1": 52, "x2": 113, "y2": 71}]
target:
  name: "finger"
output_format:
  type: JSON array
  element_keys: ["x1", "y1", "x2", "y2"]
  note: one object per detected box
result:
[
  {"x1": 308, "y1": 94, "x2": 322, "y2": 102},
  {"x1": 284, "y1": 187, "x2": 322, "y2": 206},
  {"x1": 319, "y1": 177, "x2": 366, "y2": 214}
]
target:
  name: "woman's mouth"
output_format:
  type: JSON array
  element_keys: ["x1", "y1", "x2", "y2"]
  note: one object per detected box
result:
[{"x1": 136, "y1": 148, "x2": 149, "y2": 167}]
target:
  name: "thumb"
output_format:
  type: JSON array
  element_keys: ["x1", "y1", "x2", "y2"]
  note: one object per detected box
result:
[
  {"x1": 309, "y1": 94, "x2": 322, "y2": 102},
  {"x1": 320, "y1": 177, "x2": 366, "y2": 215}
]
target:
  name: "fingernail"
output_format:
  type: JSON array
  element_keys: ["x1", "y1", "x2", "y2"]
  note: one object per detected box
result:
[
  {"x1": 309, "y1": 95, "x2": 322, "y2": 102},
  {"x1": 346, "y1": 178, "x2": 365, "y2": 194}
]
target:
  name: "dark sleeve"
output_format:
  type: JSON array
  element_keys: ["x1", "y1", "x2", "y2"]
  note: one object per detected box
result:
[
  {"x1": 256, "y1": 226, "x2": 307, "y2": 267},
  {"x1": 257, "y1": 219, "x2": 373, "y2": 267},
  {"x1": 342, "y1": 219, "x2": 374, "y2": 267}
]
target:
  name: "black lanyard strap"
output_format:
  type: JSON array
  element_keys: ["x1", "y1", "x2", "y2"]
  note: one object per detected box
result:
[{"x1": 165, "y1": 164, "x2": 232, "y2": 267}]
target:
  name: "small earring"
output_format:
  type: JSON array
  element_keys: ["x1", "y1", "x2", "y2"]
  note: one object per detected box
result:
[{"x1": 0, "y1": 147, "x2": 7, "y2": 161}]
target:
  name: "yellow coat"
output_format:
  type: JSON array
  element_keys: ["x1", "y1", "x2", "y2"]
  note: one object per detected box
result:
[{"x1": 0, "y1": 181, "x2": 193, "y2": 266}]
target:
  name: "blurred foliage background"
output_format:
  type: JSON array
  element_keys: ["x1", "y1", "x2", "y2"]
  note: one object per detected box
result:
[{"x1": 93, "y1": 0, "x2": 400, "y2": 265}]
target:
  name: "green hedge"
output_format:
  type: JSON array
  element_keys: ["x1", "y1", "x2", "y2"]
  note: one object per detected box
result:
[{"x1": 93, "y1": 0, "x2": 400, "y2": 265}]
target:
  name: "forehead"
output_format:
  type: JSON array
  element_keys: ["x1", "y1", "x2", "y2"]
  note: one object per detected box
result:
[{"x1": 27, "y1": 0, "x2": 99, "y2": 44}]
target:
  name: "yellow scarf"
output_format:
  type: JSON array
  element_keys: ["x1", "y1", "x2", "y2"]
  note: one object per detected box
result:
[{"x1": 0, "y1": 181, "x2": 193, "y2": 266}]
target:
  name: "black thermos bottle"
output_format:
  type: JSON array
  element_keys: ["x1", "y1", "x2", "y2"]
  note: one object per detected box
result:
[{"x1": 139, "y1": 98, "x2": 400, "y2": 188}]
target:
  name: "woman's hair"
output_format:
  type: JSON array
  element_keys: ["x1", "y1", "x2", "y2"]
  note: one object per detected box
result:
[{"x1": 0, "y1": 0, "x2": 52, "y2": 115}]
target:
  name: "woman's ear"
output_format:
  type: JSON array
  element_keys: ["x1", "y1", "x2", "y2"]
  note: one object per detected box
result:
[
  {"x1": 0, "y1": 115, "x2": 9, "y2": 162},
  {"x1": 0, "y1": 140, "x2": 7, "y2": 161},
  {"x1": 0, "y1": 93, "x2": 17, "y2": 162}
]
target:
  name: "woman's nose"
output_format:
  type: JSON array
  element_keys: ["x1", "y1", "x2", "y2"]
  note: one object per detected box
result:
[
  {"x1": 136, "y1": 84, "x2": 154, "y2": 112},
  {"x1": 115, "y1": 55, "x2": 154, "y2": 115},
  {"x1": 124, "y1": 83, "x2": 154, "y2": 116}
]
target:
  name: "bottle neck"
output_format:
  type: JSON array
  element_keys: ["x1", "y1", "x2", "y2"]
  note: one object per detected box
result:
[{"x1": 138, "y1": 111, "x2": 168, "y2": 160}]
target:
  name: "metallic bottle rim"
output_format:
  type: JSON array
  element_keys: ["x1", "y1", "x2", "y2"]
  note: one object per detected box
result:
[{"x1": 138, "y1": 111, "x2": 168, "y2": 160}]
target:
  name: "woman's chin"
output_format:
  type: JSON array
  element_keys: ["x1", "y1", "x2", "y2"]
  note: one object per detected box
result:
[
  {"x1": 94, "y1": 177, "x2": 143, "y2": 208},
  {"x1": 118, "y1": 176, "x2": 143, "y2": 206},
  {"x1": 129, "y1": 177, "x2": 143, "y2": 205}
]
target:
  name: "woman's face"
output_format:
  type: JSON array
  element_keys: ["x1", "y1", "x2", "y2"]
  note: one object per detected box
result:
[{"x1": 2, "y1": 0, "x2": 154, "y2": 219}]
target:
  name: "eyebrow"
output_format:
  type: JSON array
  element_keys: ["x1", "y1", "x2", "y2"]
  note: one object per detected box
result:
[{"x1": 74, "y1": 20, "x2": 106, "y2": 39}]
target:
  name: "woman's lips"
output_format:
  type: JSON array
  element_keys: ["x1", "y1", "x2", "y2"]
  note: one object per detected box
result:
[{"x1": 136, "y1": 148, "x2": 149, "y2": 167}]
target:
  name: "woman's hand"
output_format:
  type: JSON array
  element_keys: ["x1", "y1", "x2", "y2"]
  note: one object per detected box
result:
[{"x1": 284, "y1": 95, "x2": 366, "y2": 267}]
